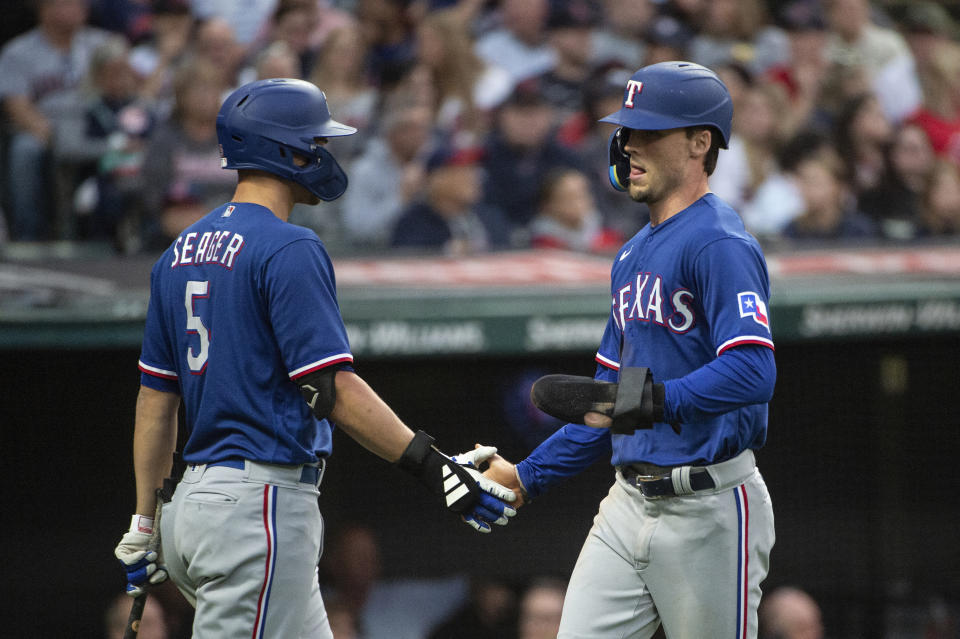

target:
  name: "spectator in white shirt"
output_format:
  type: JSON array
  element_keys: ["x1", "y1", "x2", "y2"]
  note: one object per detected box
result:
[{"x1": 824, "y1": 0, "x2": 922, "y2": 124}]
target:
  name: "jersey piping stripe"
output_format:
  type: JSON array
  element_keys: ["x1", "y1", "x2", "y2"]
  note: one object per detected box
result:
[
  {"x1": 715, "y1": 336, "x2": 775, "y2": 356},
  {"x1": 734, "y1": 484, "x2": 750, "y2": 639},
  {"x1": 138, "y1": 360, "x2": 178, "y2": 379},
  {"x1": 288, "y1": 353, "x2": 354, "y2": 379},
  {"x1": 252, "y1": 485, "x2": 279, "y2": 639},
  {"x1": 595, "y1": 352, "x2": 620, "y2": 370}
]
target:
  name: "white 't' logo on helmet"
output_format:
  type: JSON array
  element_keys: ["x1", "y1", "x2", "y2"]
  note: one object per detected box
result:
[{"x1": 624, "y1": 80, "x2": 644, "y2": 108}]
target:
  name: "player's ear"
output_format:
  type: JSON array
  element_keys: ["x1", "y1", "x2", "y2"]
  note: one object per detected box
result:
[
  {"x1": 292, "y1": 152, "x2": 311, "y2": 168},
  {"x1": 686, "y1": 127, "x2": 712, "y2": 159}
]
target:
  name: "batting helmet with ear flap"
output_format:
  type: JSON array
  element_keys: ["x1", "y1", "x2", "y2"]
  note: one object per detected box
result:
[
  {"x1": 216, "y1": 78, "x2": 357, "y2": 201},
  {"x1": 599, "y1": 61, "x2": 733, "y2": 191}
]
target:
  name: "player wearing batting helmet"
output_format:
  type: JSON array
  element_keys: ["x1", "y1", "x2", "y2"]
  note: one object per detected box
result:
[
  {"x1": 113, "y1": 79, "x2": 517, "y2": 638},
  {"x1": 485, "y1": 61, "x2": 777, "y2": 638}
]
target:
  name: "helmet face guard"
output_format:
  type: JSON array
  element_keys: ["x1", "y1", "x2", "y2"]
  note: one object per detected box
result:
[
  {"x1": 217, "y1": 78, "x2": 357, "y2": 201},
  {"x1": 599, "y1": 61, "x2": 732, "y2": 192},
  {"x1": 293, "y1": 145, "x2": 349, "y2": 202},
  {"x1": 608, "y1": 128, "x2": 630, "y2": 192}
]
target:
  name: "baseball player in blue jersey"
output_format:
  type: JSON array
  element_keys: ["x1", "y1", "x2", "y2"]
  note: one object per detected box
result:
[
  {"x1": 485, "y1": 61, "x2": 777, "y2": 638},
  {"x1": 112, "y1": 78, "x2": 517, "y2": 638}
]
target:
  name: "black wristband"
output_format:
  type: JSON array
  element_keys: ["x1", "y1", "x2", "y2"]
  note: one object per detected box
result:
[
  {"x1": 396, "y1": 430, "x2": 436, "y2": 475},
  {"x1": 395, "y1": 430, "x2": 481, "y2": 514}
]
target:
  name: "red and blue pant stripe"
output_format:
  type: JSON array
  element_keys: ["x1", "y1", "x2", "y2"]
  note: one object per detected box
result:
[
  {"x1": 734, "y1": 484, "x2": 750, "y2": 639},
  {"x1": 252, "y1": 485, "x2": 279, "y2": 639}
]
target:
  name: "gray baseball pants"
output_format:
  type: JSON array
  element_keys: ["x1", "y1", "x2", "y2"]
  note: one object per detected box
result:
[
  {"x1": 161, "y1": 461, "x2": 334, "y2": 638},
  {"x1": 558, "y1": 450, "x2": 775, "y2": 639}
]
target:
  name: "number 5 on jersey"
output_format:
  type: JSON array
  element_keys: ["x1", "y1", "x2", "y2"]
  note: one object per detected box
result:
[{"x1": 185, "y1": 280, "x2": 210, "y2": 373}]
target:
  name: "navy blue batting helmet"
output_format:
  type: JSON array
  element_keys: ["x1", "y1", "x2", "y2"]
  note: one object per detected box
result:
[
  {"x1": 600, "y1": 61, "x2": 732, "y2": 191},
  {"x1": 216, "y1": 78, "x2": 357, "y2": 201}
]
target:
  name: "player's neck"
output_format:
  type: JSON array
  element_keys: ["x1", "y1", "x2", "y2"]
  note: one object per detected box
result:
[
  {"x1": 648, "y1": 174, "x2": 710, "y2": 226},
  {"x1": 231, "y1": 174, "x2": 296, "y2": 222}
]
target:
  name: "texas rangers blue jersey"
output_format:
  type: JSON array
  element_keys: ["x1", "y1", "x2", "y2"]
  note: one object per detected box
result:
[
  {"x1": 598, "y1": 193, "x2": 774, "y2": 466},
  {"x1": 138, "y1": 202, "x2": 353, "y2": 465}
]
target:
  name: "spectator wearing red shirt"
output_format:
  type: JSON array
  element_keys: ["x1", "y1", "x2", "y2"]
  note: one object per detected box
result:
[
  {"x1": 765, "y1": 0, "x2": 833, "y2": 138},
  {"x1": 906, "y1": 36, "x2": 960, "y2": 163}
]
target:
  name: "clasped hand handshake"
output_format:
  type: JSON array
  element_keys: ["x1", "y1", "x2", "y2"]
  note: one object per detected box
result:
[
  {"x1": 396, "y1": 430, "x2": 526, "y2": 535},
  {"x1": 449, "y1": 444, "x2": 525, "y2": 533}
]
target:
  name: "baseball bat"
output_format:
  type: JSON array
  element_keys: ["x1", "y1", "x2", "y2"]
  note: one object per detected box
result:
[{"x1": 123, "y1": 489, "x2": 164, "y2": 639}]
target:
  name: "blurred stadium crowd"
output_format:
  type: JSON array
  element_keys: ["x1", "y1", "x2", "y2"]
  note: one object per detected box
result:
[{"x1": 2, "y1": 0, "x2": 960, "y2": 257}]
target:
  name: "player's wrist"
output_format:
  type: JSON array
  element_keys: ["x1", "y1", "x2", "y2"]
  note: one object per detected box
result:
[
  {"x1": 396, "y1": 430, "x2": 459, "y2": 494},
  {"x1": 396, "y1": 430, "x2": 436, "y2": 477},
  {"x1": 514, "y1": 459, "x2": 539, "y2": 500},
  {"x1": 514, "y1": 467, "x2": 530, "y2": 502},
  {"x1": 129, "y1": 514, "x2": 155, "y2": 535}
]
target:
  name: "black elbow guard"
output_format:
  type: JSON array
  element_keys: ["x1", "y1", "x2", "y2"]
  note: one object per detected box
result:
[{"x1": 296, "y1": 368, "x2": 338, "y2": 420}]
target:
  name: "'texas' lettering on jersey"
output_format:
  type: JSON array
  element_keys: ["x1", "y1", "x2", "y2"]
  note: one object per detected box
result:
[
  {"x1": 170, "y1": 230, "x2": 245, "y2": 269},
  {"x1": 612, "y1": 271, "x2": 696, "y2": 333}
]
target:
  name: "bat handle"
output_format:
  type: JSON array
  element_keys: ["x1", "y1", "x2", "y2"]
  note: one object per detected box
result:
[
  {"x1": 122, "y1": 488, "x2": 165, "y2": 639},
  {"x1": 123, "y1": 596, "x2": 147, "y2": 639}
]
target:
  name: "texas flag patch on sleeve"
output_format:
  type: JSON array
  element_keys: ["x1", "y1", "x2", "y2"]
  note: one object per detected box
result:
[{"x1": 738, "y1": 291, "x2": 769, "y2": 330}]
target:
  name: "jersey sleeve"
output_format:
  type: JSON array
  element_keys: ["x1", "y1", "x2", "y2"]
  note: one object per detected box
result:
[
  {"x1": 693, "y1": 237, "x2": 774, "y2": 356},
  {"x1": 138, "y1": 261, "x2": 180, "y2": 393},
  {"x1": 516, "y1": 423, "x2": 612, "y2": 499},
  {"x1": 663, "y1": 344, "x2": 776, "y2": 423},
  {"x1": 594, "y1": 308, "x2": 622, "y2": 372},
  {"x1": 263, "y1": 238, "x2": 353, "y2": 380}
]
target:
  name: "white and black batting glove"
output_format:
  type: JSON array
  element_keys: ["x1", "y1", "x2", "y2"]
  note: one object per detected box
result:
[
  {"x1": 397, "y1": 431, "x2": 517, "y2": 533},
  {"x1": 451, "y1": 445, "x2": 518, "y2": 532},
  {"x1": 114, "y1": 515, "x2": 167, "y2": 597}
]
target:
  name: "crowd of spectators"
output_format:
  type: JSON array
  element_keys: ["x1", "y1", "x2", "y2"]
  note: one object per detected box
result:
[{"x1": 2, "y1": 0, "x2": 960, "y2": 256}]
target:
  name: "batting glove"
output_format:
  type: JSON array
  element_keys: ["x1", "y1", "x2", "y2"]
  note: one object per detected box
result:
[
  {"x1": 451, "y1": 445, "x2": 518, "y2": 533},
  {"x1": 114, "y1": 515, "x2": 167, "y2": 597},
  {"x1": 397, "y1": 431, "x2": 517, "y2": 534}
]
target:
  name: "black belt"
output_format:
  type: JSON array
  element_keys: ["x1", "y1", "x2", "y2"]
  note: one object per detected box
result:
[{"x1": 620, "y1": 464, "x2": 716, "y2": 498}]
